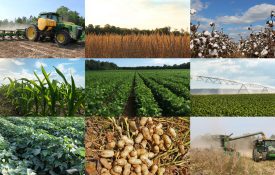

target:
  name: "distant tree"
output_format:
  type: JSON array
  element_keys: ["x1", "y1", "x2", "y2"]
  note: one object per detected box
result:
[{"x1": 56, "y1": 6, "x2": 85, "y2": 27}]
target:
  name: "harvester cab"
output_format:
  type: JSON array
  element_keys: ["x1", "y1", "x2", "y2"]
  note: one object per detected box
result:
[
  {"x1": 253, "y1": 139, "x2": 275, "y2": 162},
  {"x1": 25, "y1": 12, "x2": 84, "y2": 45}
]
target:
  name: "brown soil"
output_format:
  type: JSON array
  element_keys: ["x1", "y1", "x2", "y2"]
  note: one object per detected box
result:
[
  {"x1": 123, "y1": 76, "x2": 136, "y2": 117},
  {"x1": 0, "y1": 40, "x2": 84, "y2": 58}
]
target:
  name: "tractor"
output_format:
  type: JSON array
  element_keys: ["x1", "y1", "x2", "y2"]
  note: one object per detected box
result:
[
  {"x1": 253, "y1": 139, "x2": 275, "y2": 162},
  {"x1": 212, "y1": 132, "x2": 275, "y2": 162},
  {"x1": 25, "y1": 12, "x2": 83, "y2": 45}
]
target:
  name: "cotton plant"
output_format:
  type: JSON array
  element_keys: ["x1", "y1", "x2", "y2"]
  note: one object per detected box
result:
[
  {"x1": 190, "y1": 20, "x2": 237, "y2": 58},
  {"x1": 238, "y1": 11, "x2": 274, "y2": 58},
  {"x1": 191, "y1": 10, "x2": 274, "y2": 58}
]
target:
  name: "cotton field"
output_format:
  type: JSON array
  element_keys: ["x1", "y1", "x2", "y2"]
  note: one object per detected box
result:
[{"x1": 191, "y1": 10, "x2": 275, "y2": 58}]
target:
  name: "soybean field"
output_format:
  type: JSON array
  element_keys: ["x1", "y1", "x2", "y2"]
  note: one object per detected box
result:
[
  {"x1": 0, "y1": 117, "x2": 85, "y2": 175},
  {"x1": 192, "y1": 94, "x2": 275, "y2": 116},
  {"x1": 86, "y1": 69, "x2": 190, "y2": 117}
]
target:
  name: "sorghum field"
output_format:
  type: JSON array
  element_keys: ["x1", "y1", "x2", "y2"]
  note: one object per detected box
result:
[{"x1": 85, "y1": 34, "x2": 190, "y2": 58}]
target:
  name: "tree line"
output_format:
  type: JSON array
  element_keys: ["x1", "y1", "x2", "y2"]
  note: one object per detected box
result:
[
  {"x1": 86, "y1": 60, "x2": 190, "y2": 71},
  {"x1": 85, "y1": 24, "x2": 189, "y2": 36},
  {"x1": 0, "y1": 6, "x2": 84, "y2": 27}
]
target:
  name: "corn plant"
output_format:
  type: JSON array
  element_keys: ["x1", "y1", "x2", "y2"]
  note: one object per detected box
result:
[{"x1": 3, "y1": 66, "x2": 84, "y2": 116}]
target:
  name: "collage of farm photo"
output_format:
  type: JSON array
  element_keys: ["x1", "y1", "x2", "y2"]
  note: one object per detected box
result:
[{"x1": 0, "y1": 0, "x2": 274, "y2": 175}]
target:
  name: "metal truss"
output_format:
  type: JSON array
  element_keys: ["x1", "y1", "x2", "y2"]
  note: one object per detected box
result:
[{"x1": 194, "y1": 75, "x2": 275, "y2": 94}]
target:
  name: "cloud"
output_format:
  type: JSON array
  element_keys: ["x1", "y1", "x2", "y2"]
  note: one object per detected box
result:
[
  {"x1": 191, "y1": 59, "x2": 275, "y2": 89},
  {"x1": 217, "y1": 3, "x2": 275, "y2": 24},
  {"x1": 151, "y1": 58, "x2": 190, "y2": 66},
  {"x1": 191, "y1": 0, "x2": 208, "y2": 12},
  {"x1": 35, "y1": 61, "x2": 47, "y2": 69},
  {"x1": 86, "y1": 0, "x2": 190, "y2": 30},
  {"x1": 11, "y1": 60, "x2": 25, "y2": 66}
]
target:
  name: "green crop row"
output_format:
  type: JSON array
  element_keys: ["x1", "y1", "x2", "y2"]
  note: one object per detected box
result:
[
  {"x1": 134, "y1": 74, "x2": 162, "y2": 117},
  {"x1": 140, "y1": 74, "x2": 190, "y2": 116},
  {"x1": 150, "y1": 77, "x2": 190, "y2": 99},
  {"x1": 5, "y1": 117, "x2": 84, "y2": 146},
  {"x1": 0, "y1": 118, "x2": 85, "y2": 175},
  {"x1": 2, "y1": 66, "x2": 85, "y2": 116},
  {"x1": 85, "y1": 70, "x2": 190, "y2": 117},
  {"x1": 86, "y1": 71, "x2": 135, "y2": 116},
  {"x1": 192, "y1": 94, "x2": 275, "y2": 116}
]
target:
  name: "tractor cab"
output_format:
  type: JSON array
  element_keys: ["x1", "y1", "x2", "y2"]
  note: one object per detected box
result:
[
  {"x1": 39, "y1": 12, "x2": 60, "y2": 22},
  {"x1": 253, "y1": 139, "x2": 275, "y2": 161}
]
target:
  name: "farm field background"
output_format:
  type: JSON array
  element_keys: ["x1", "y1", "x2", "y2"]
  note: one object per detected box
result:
[
  {"x1": 85, "y1": 34, "x2": 190, "y2": 58},
  {"x1": 190, "y1": 149, "x2": 275, "y2": 175},
  {"x1": 192, "y1": 94, "x2": 275, "y2": 116},
  {"x1": 0, "y1": 117, "x2": 85, "y2": 175},
  {"x1": 86, "y1": 69, "x2": 190, "y2": 117}
]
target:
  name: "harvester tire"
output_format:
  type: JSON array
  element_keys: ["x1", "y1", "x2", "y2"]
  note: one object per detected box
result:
[
  {"x1": 55, "y1": 30, "x2": 71, "y2": 46},
  {"x1": 253, "y1": 149, "x2": 261, "y2": 162},
  {"x1": 26, "y1": 25, "x2": 40, "y2": 41}
]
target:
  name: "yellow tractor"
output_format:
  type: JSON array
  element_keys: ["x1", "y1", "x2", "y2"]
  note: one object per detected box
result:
[{"x1": 26, "y1": 12, "x2": 83, "y2": 45}]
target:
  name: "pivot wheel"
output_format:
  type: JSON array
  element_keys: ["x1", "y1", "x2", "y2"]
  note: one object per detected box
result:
[
  {"x1": 55, "y1": 30, "x2": 71, "y2": 46},
  {"x1": 26, "y1": 25, "x2": 40, "y2": 41}
]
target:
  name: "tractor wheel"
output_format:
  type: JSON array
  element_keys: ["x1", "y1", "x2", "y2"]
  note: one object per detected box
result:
[
  {"x1": 39, "y1": 35, "x2": 46, "y2": 42},
  {"x1": 55, "y1": 30, "x2": 71, "y2": 46},
  {"x1": 26, "y1": 25, "x2": 40, "y2": 41}
]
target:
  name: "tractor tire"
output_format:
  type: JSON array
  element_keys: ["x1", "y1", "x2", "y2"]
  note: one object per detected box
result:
[
  {"x1": 262, "y1": 152, "x2": 267, "y2": 161},
  {"x1": 26, "y1": 25, "x2": 40, "y2": 41},
  {"x1": 55, "y1": 30, "x2": 71, "y2": 46}
]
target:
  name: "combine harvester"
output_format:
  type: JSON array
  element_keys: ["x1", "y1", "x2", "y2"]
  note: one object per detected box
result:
[
  {"x1": 212, "y1": 132, "x2": 275, "y2": 162},
  {"x1": 0, "y1": 12, "x2": 84, "y2": 46}
]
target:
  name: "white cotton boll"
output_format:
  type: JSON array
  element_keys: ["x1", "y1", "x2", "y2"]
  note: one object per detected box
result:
[
  {"x1": 209, "y1": 22, "x2": 215, "y2": 27},
  {"x1": 242, "y1": 52, "x2": 245, "y2": 56},
  {"x1": 222, "y1": 46, "x2": 226, "y2": 50},
  {"x1": 272, "y1": 11, "x2": 275, "y2": 17},
  {"x1": 203, "y1": 31, "x2": 211, "y2": 37},
  {"x1": 254, "y1": 52, "x2": 259, "y2": 55},
  {"x1": 253, "y1": 43, "x2": 257, "y2": 48},
  {"x1": 190, "y1": 43, "x2": 194, "y2": 49},
  {"x1": 214, "y1": 34, "x2": 219, "y2": 38},
  {"x1": 198, "y1": 53, "x2": 203, "y2": 57},
  {"x1": 194, "y1": 39, "x2": 200, "y2": 44},
  {"x1": 190, "y1": 9, "x2": 197, "y2": 15},
  {"x1": 200, "y1": 37, "x2": 207, "y2": 44},
  {"x1": 213, "y1": 43, "x2": 219, "y2": 48},
  {"x1": 209, "y1": 49, "x2": 218, "y2": 57},
  {"x1": 261, "y1": 49, "x2": 268, "y2": 57}
]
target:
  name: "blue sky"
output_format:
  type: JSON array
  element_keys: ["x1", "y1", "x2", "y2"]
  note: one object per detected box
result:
[
  {"x1": 91, "y1": 59, "x2": 190, "y2": 67},
  {"x1": 86, "y1": 0, "x2": 190, "y2": 30},
  {"x1": 191, "y1": 59, "x2": 275, "y2": 91},
  {"x1": 0, "y1": 59, "x2": 85, "y2": 87},
  {"x1": 191, "y1": 0, "x2": 275, "y2": 40},
  {"x1": 0, "y1": 0, "x2": 84, "y2": 20},
  {"x1": 191, "y1": 117, "x2": 275, "y2": 140}
]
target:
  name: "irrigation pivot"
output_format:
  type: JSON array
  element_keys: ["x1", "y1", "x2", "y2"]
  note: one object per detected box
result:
[{"x1": 194, "y1": 75, "x2": 275, "y2": 94}]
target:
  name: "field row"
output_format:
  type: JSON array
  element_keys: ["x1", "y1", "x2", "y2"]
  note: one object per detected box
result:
[{"x1": 86, "y1": 70, "x2": 190, "y2": 117}]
